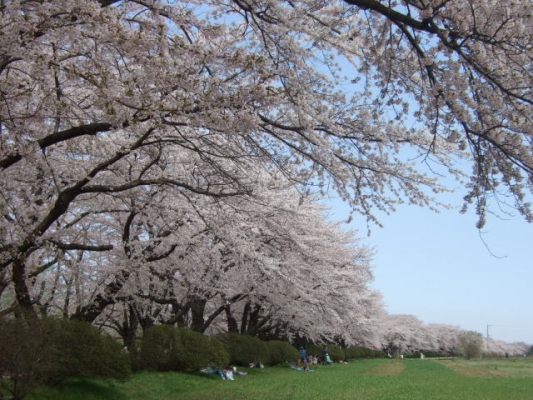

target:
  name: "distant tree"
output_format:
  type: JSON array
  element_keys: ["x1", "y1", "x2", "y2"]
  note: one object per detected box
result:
[
  {"x1": 425, "y1": 323, "x2": 462, "y2": 355},
  {"x1": 378, "y1": 314, "x2": 426, "y2": 357},
  {"x1": 457, "y1": 331, "x2": 484, "y2": 359},
  {"x1": 485, "y1": 339, "x2": 530, "y2": 357}
]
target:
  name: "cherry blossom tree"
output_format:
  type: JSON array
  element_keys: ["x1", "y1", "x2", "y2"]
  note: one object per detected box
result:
[
  {"x1": 2, "y1": 156, "x2": 380, "y2": 345},
  {"x1": 375, "y1": 316, "x2": 531, "y2": 356},
  {"x1": 342, "y1": 0, "x2": 533, "y2": 226},
  {"x1": 376, "y1": 314, "x2": 467, "y2": 356},
  {"x1": 377, "y1": 313, "x2": 427, "y2": 356},
  {"x1": 486, "y1": 338, "x2": 530, "y2": 357},
  {"x1": 109, "y1": 183, "x2": 382, "y2": 344},
  {"x1": 425, "y1": 323, "x2": 462, "y2": 353},
  {"x1": 2, "y1": 0, "x2": 533, "y2": 333}
]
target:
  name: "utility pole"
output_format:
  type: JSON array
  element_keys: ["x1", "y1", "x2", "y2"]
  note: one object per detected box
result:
[{"x1": 486, "y1": 324, "x2": 491, "y2": 351}]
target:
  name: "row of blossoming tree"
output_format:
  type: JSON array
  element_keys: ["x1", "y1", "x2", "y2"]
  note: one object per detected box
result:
[
  {"x1": 376, "y1": 313, "x2": 529, "y2": 357},
  {"x1": 1, "y1": 0, "x2": 533, "y2": 349}
]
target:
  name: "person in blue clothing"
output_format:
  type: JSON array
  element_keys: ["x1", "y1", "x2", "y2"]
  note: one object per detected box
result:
[
  {"x1": 299, "y1": 347, "x2": 307, "y2": 363},
  {"x1": 322, "y1": 346, "x2": 330, "y2": 365},
  {"x1": 299, "y1": 347, "x2": 309, "y2": 371}
]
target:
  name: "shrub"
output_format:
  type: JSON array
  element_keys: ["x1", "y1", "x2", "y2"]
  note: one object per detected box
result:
[
  {"x1": 0, "y1": 317, "x2": 130, "y2": 400},
  {"x1": 345, "y1": 346, "x2": 377, "y2": 359},
  {"x1": 139, "y1": 325, "x2": 229, "y2": 372},
  {"x1": 215, "y1": 333, "x2": 269, "y2": 366},
  {"x1": 266, "y1": 341, "x2": 299, "y2": 365},
  {"x1": 344, "y1": 347, "x2": 386, "y2": 359},
  {"x1": 457, "y1": 331, "x2": 483, "y2": 360},
  {"x1": 0, "y1": 318, "x2": 54, "y2": 400},
  {"x1": 139, "y1": 324, "x2": 183, "y2": 371},
  {"x1": 422, "y1": 350, "x2": 449, "y2": 358},
  {"x1": 306, "y1": 344, "x2": 323, "y2": 359},
  {"x1": 177, "y1": 328, "x2": 229, "y2": 370},
  {"x1": 482, "y1": 351, "x2": 507, "y2": 359},
  {"x1": 327, "y1": 344, "x2": 345, "y2": 362},
  {"x1": 41, "y1": 318, "x2": 131, "y2": 383}
]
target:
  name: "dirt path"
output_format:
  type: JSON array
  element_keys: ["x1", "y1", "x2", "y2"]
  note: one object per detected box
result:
[{"x1": 364, "y1": 361, "x2": 405, "y2": 376}]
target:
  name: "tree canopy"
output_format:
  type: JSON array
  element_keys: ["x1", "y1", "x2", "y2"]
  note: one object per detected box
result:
[{"x1": 1, "y1": 0, "x2": 533, "y2": 342}]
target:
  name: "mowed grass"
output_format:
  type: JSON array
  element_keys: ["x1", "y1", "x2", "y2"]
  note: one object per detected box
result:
[{"x1": 28, "y1": 358, "x2": 533, "y2": 400}]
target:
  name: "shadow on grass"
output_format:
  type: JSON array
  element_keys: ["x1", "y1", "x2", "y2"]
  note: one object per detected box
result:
[
  {"x1": 181, "y1": 371, "x2": 224, "y2": 381},
  {"x1": 32, "y1": 378, "x2": 129, "y2": 400}
]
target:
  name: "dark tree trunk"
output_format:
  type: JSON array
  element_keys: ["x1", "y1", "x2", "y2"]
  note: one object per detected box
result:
[
  {"x1": 123, "y1": 303, "x2": 140, "y2": 350},
  {"x1": 189, "y1": 296, "x2": 207, "y2": 332},
  {"x1": 12, "y1": 258, "x2": 38, "y2": 324},
  {"x1": 225, "y1": 304, "x2": 239, "y2": 333}
]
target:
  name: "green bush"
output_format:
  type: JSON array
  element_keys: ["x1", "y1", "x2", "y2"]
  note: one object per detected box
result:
[
  {"x1": 458, "y1": 331, "x2": 483, "y2": 360},
  {"x1": 327, "y1": 345, "x2": 345, "y2": 362},
  {"x1": 344, "y1": 346, "x2": 385, "y2": 359},
  {"x1": 215, "y1": 333, "x2": 269, "y2": 366},
  {"x1": 177, "y1": 328, "x2": 229, "y2": 370},
  {"x1": 0, "y1": 318, "x2": 53, "y2": 400},
  {"x1": 266, "y1": 341, "x2": 299, "y2": 365},
  {"x1": 0, "y1": 317, "x2": 130, "y2": 400},
  {"x1": 139, "y1": 325, "x2": 229, "y2": 372},
  {"x1": 139, "y1": 324, "x2": 183, "y2": 371},
  {"x1": 305, "y1": 344, "x2": 348, "y2": 362},
  {"x1": 345, "y1": 346, "x2": 366, "y2": 359},
  {"x1": 42, "y1": 318, "x2": 131, "y2": 383},
  {"x1": 306, "y1": 344, "x2": 323, "y2": 358},
  {"x1": 421, "y1": 350, "x2": 448, "y2": 358}
]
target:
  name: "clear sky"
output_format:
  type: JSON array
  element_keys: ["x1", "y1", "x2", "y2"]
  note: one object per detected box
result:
[
  {"x1": 327, "y1": 192, "x2": 533, "y2": 345},
  {"x1": 321, "y1": 32, "x2": 533, "y2": 346}
]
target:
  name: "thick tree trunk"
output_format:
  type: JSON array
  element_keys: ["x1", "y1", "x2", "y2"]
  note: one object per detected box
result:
[
  {"x1": 225, "y1": 304, "x2": 239, "y2": 333},
  {"x1": 11, "y1": 258, "x2": 38, "y2": 324},
  {"x1": 240, "y1": 301, "x2": 251, "y2": 334},
  {"x1": 189, "y1": 296, "x2": 207, "y2": 332},
  {"x1": 123, "y1": 303, "x2": 139, "y2": 350}
]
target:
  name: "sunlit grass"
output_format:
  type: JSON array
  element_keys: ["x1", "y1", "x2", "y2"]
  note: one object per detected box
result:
[
  {"x1": 456, "y1": 358, "x2": 533, "y2": 378},
  {"x1": 28, "y1": 358, "x2": 533, "y2": 400}
]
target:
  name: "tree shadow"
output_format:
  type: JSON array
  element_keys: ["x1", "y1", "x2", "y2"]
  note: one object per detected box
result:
[{"x1": 44, "y1": 378, "x2": 129, "y2": 400}]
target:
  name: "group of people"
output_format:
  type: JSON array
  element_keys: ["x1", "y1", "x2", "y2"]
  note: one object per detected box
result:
[
  {"x1": 202, "y1": 365, "x2": 248, "y2": 380},
  {"x1": 296, "y1": 346, "x2": 333, "y2": 371}
]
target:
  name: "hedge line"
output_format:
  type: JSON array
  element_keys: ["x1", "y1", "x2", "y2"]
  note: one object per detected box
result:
[{"x1": 1, "y1": 318, "x2": 387, "y2": 399}]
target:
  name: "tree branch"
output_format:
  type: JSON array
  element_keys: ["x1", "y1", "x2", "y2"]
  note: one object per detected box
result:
[
  {"x1": 343, "y1": 0, "x2": 438, "y2": 33},
  {"x1": 97, "y1": 0, "x2": 122, "y2": 7},
  {"x1": 49, "y1": 241, "x2": 113, "y2": 252},
  {"x1": 0, "y1": 122, "x2": 112, "y2": 170},
  {"x1": 82, "y1": 178, "x2": 252, "y2": 197}
]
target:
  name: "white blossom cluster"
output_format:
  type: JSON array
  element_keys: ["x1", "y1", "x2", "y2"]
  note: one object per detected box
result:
[{"x1": 1, "y1": 0, "x2": 533, "y2": 344}]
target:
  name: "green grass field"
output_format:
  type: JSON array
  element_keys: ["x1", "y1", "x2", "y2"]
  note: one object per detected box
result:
[{"x1": 28, "y1": 358, "x2": 533, "y2": 400}]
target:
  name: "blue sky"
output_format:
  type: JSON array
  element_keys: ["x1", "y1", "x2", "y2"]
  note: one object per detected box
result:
[
  {"x1": 311, "y1": 9, "x2": 533, "y2": 345},
  {"x1": 327, "y1": 194, "x2": 533, "y2": 345}
]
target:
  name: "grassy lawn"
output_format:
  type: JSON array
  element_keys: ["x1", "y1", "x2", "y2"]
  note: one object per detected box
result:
[{"x1": 27, "y1": 358, "x2": 533, "y2": 400}]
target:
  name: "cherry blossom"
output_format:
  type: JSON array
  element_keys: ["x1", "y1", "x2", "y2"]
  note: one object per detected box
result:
[{"x1": 1, "y1": 1, "x2": 532, "y2": 344}]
